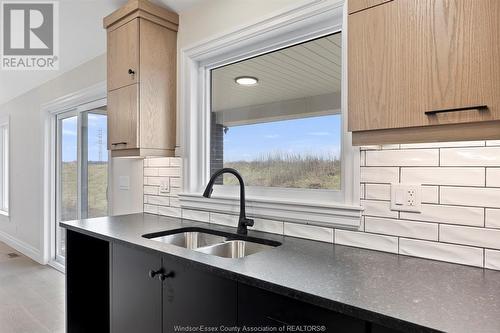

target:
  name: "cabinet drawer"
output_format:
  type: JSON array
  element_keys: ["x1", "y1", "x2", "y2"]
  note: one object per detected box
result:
[
  {"x1": 108, "y1": 84, "x2": 139, "y2": 151},
  {"x1": 107, "y1": 19, "x2": 139, "y2": 91},
  {"x1": 348, "y1": 0, "x2": 393, "y2": 14},
  {"x1": 237, "y1": 283, "x2": 366, "y2": 332}
]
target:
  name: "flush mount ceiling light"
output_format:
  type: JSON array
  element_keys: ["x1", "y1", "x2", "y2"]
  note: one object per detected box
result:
[{"x1": 235, "y1": 76, "x2": 258, "y2": 86}]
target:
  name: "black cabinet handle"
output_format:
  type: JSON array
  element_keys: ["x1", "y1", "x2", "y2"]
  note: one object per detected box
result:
[
  {"x1": 425, "y1": 105, "x2": 488, "y2": 115},
  {"x1": 111, "y1": 142, "x2": 127, "y2": 146},
  {"x1": 128, "y1": 69, "x2": 135, "y2": 75},
  {"x1": 158, "y1": 271, "x2": 175, "y2": 281},
  {"x1": 148, "y1": 269, "x2": 163, "y2": 279}
]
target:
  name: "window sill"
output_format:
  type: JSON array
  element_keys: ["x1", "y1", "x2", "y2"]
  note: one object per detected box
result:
[{"x1": 179, "y1": 192, "x2": 362, "y2": 229}]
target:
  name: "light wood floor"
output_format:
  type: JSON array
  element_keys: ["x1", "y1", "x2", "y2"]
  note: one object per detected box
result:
[{"x1": 0, "y1": 242, "x2": 65, "y2": 333}]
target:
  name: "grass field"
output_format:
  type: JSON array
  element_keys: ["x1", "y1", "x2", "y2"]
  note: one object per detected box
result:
[
  {"x1": 223, "y1": 152, "x2": 340, "y2": 190},
  {"x1": 61, "y1": 161, "x2": 108, "y2": 221}
]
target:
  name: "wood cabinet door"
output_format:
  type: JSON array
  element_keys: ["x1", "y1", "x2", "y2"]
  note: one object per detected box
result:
[
  {"x1": 107, "y1": 19, "x2": 139, "y2": 91},
  {"x1": 348, "y1": 0, "x2": 393, "y2": 14},
  {"x1": 348, "y1": 0, "x2": 500, "y2": 132},
  {"x1": 107, "y1": 84, "x2": 139, "y2": 150},
  {"x1": 111, "y1": 243, "x2": 162, "y2": 333},
  {"x1": 162, "y1": 256, "x2": 237, "y2": 331}
]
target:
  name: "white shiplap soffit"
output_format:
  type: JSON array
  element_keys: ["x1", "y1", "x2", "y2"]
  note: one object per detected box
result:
[{"x1": 178, "y1": 0, "x2": 362, "y2": 229}]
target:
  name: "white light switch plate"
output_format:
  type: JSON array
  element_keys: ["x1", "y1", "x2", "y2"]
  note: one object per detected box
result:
[
  {"x1": 119, "y1": 176, "x2": 130, "y2": 190},
  {"x1": 390, "y1": 183, "x2": 421, "y2": 212}
]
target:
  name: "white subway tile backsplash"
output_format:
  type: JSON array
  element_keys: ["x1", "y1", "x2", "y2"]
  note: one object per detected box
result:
[
  {"x1": 440, "y1": 225, "x2": 500, "y2": 250},
  {"x1": 440, "y1": 187, "x2": 500, "y2": 208},
  {"x1": 361, "y1": 167, "x2": 399, "y2": 183},
  {"x1": 335, "y1": 230, "x2": 398, "y2": 253},
  {"x1": 144, "y1": 168, "x2": 159, "y2": 177},
  {"x1": 486, "y1": 168, "x2": 500, "y2": 187},
  {"x1": 159, "y1": 168, "x2": 182, "y2": 177},
  {"x1": 400, "y1": 204, "x2": 484, "y2": 227},
  {"x1": 365, "y1": 149, "x2": 439, "y2": 166},
  {"x1": 170, "y1": 178, "x2": 182, "y2": 188},
  {"x1": 158, "y1": 206, "x2": 181, "y2": 218},
  {"x1": 170, "y1": 158, "x2": 182, "y2": 167},
  {"x1": 485, "y1": 250, "x2": 500, "y2": 270},
  {"x1": 441, "y1": 147, "x2": 500, "y2": 166},
  {"x1": 486, "y1": 209, "x2": 500, "y2": 229},
  {"x1": 365, "y1": 184, "x2": 390, "y2": 200},
  {"x1": 421, "y1": 186, "x2": 439, "y2": 204},
  {"x1": 144, "y1": 185, "x2": 159, "y2": 195},
  {"x1": 284, "y1": 223, "x2": 333, "y2": 243},
  {"x1": 365, "y1": 217, "x2": 438, "y2": 241},
  {"x1": 399, "y1": 238, "x2": 483, "y2": 267},
  {"x1": 251, "y1": 218, "x2": 284, "y2": 235},
  {"x1": 361, "y1": 200, "x2": 398, "y2": 218},
  {"x1": 144, "y1": 204, "x2": 159, "y2": 214},
  {"x1": 143, "y1": 139, "x2": 500, "y2": 270},
  {"x1": 182, "y1": 209, "x2": 210, "y2": 222},
  {"x1": 146, "y1": 177, "x2": 170, "y2": 186},
  {"x1": 145, "y1": 195, "x2": 170, "y2": 206},
  {"x1": 147, "y1": 157, "x2": 170, "y2": 167},
  {"x1": 401, "y1": 167, "x2": 485, "y2": 186},
  {"x1": 209, "y1": 213, "x2": 238, "y2": 227}
]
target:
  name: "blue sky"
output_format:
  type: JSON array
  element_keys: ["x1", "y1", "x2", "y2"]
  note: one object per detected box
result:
[
  {"x1": 61, "y1": 114, "x2": 108, "y2": 162},
  {"x1": 223, "y1": 114, "x2": 341, "y2": 162}
]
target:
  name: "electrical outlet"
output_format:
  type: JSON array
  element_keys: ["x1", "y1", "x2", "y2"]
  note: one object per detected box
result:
[
  {"x1": 390, "y1": 184, "x2": 421, "y2": 212},
  {"x1": 159, "y1": 180, "x2": 170, "y2": 194}
]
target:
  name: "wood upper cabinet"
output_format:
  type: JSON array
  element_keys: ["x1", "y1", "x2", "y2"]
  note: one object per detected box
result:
[
  {"x1": 107, "y1": 19, "x2": 139, "y2": 91},
  {"x1": 104, "y1": 0, "x2": 178, "y2": 157},
  {"x1": 348, "y1": 0, "x2": 393, "y2": 14},
  {"x1": 348, "y1": 0, "x2": 500, "y2": 145}
]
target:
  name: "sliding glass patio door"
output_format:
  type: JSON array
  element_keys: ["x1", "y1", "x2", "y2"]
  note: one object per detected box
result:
[{"x1": 54, "y1": 101, "x2": 108, "y2": 264}]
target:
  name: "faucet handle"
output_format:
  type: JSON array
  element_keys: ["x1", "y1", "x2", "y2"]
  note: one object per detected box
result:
[{"x1": 244, "y1": 218, "x2": 254, "y2": 227}]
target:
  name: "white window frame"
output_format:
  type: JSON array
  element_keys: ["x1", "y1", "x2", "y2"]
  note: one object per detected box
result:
[
  {"x1": 0, "y1": 116, "x2": 9, "y2": 216},
  {"x1": 41, "y1": 81, "x2": 110, "y2": 269},
  {"x1": 179, "y1": 0, "x2": 362, "y2": 228}
]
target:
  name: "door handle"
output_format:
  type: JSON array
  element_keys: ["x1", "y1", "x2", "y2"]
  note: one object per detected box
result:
[{"x1": 425, "y1": 105, "x2": 488, "y2": 115}]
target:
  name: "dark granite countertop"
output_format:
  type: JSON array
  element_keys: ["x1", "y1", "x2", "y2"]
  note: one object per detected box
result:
[{"x1": 61, "y1": 213, "x2": 500, "y2": 333}]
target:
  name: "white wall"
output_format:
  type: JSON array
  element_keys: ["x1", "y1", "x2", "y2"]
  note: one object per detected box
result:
[{"x1": 0, "y1": 54, "x2": 143, "y2": 263}]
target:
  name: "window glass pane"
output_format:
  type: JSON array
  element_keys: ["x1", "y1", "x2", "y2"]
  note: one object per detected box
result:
[
  {"x1": 210, "y1": 33, "x2": 342, "y2": 190},
  {"x1": 60, "y1": 116, "x2": 78, "y2": 221},
  {"x1": 86, "y1": 112, "x2": 108, "y2": 218}
]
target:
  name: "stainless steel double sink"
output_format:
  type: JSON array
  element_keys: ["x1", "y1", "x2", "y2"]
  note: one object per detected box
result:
[{"x1": 142, "y1": 227, "x2": 281, "y2": 259}]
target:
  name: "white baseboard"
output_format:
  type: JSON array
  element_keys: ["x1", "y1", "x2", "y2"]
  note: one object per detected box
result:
[{"x1": 0, "y1": 230, "x2": 43, "y2": 264}]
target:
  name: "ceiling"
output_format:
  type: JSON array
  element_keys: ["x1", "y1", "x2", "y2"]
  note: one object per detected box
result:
[
  {"x1": 0, "y1": 0, "x2": 204, "y2": 107},
  {"x1": 212, "y1": 33, "x2": 342, "y2": 112}
]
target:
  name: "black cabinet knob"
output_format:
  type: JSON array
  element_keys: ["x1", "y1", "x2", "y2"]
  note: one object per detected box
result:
[
  {"x1": 158, "y1": 271, "x2": 174, "y2": 281},
  {"x1": 128, "y1": 68, "x2": 135, "y2": 75},
  {"x1": 148, "y1": 269, "x2": 162, "y2": 279}
]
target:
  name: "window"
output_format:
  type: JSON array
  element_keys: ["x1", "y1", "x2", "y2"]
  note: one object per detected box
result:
[
  {"x1": 0, "y1": 118, "x2": 8, "y2": 215},
  {"x1": 180, "y1": 1, "x2": 361, "y2": 228},
  {"x1": 210, "y1": 33, "x2": 343, "y2": 195}
]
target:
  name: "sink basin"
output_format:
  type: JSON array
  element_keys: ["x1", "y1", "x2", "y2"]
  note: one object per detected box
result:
[
  {"x1": 146, "y1": 231, "x2": 226, "y2": 249},
  {"x1": 194, "y1": 240, "x2": 274, "y2": 258},
  {"x1": 142, "y1": 227, "x2": 281, "y2": 258}
]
